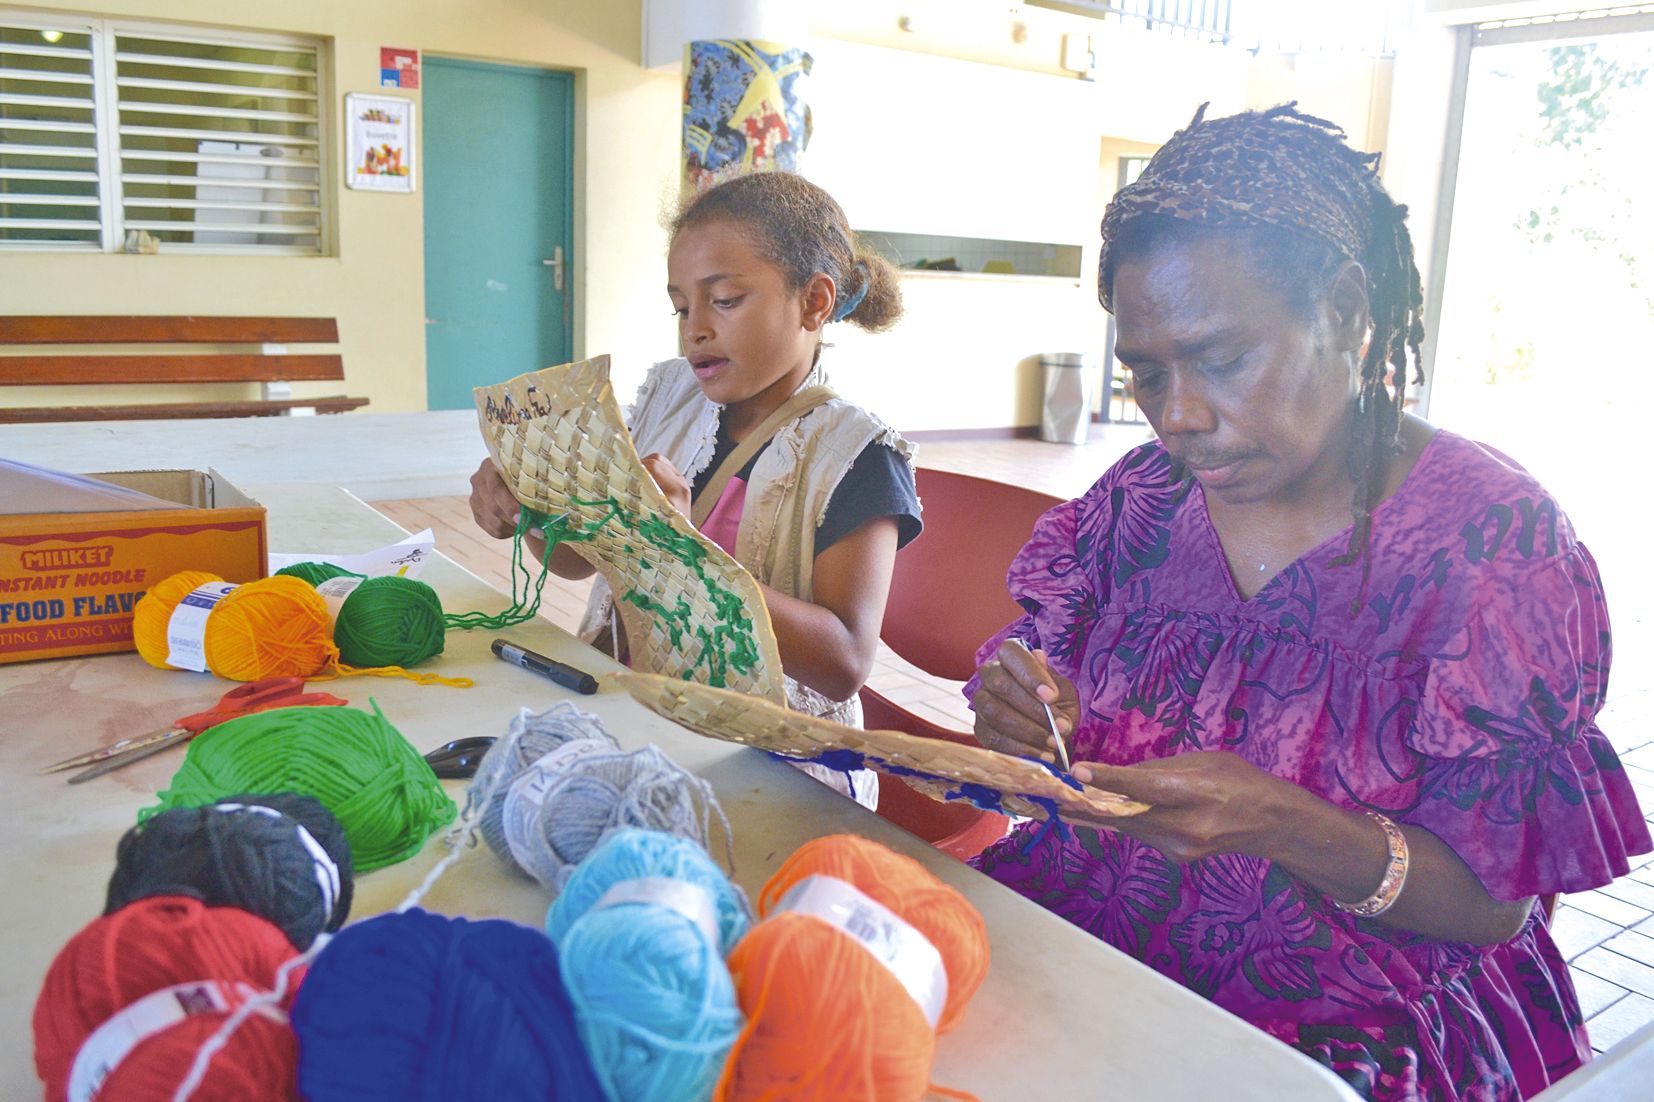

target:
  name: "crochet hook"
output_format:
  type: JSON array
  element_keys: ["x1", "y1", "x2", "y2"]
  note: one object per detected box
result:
[{"x1": 1007, "y1": 637, "x2": 1070, "y2": 771}]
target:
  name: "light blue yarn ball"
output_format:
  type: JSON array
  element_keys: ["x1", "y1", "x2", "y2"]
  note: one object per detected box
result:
[
  {"x1": 547, "y1": 829, "x2": 751, "y2": 1102},
  {"x1": 546, "y1": 827, "x2": 751, "y2": 953}
]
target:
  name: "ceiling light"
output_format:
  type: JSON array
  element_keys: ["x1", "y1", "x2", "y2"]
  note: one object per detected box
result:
[{"x1": 41, "y1": 29, "x2": 64, "y2": 43}]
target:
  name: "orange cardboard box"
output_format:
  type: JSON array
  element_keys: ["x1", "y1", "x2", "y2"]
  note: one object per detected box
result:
[{"x1": 0, "y1": 469, "x2": 266, "y2": 664}]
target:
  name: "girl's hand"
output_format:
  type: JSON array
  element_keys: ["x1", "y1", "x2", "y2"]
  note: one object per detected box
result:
[
  {"x1": 1070, "y1": 753, "x2": 1295, "y2": 861},
  {"x1": 468, "y1": 458, "x2": 521, "y2": 539},
  {"x1": 641, "y1": 452, "x2": 692, "y2": 517},
  {"x1": 970, "y1": 639, "x2": 1080, "y2": 760}
]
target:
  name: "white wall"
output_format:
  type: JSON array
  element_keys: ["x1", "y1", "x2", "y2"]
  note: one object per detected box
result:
[
  {"x1": 798, "y1": 28, "x2": 1389, "y2": 432},
  {"x1": 806, "y1": 40, "x2": 1102, "y2": 246}
]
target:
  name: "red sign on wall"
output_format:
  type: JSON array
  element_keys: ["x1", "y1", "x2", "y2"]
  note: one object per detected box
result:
[{"x1": 380, "y1": 47, "x2": 419, "y2": 90}]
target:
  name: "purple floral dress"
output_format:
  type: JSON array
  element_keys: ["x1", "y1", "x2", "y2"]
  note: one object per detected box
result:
[{"x1": 968, "y1": 432, "x2": 1651, "y2": 1101}]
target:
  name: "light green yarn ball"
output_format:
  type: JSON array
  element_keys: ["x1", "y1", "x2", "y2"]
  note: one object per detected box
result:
[{"x1": 141, "y1": 701, "x2": 455, "y2": 872}]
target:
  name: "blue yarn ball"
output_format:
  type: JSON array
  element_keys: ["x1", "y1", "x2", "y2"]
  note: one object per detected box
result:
[
  {"x1": 290, "y1": 908, "x2": 602, "y2": 1101},
  {"x1": 546, "y1": 829, "x2": 750, "y2": 1102},
  {"x1": 546, "y1": 828, "x2": 751, "y2": 954}
]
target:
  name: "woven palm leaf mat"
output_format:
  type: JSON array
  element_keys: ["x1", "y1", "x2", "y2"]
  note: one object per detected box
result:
[
  {"x1": 610, "y1": 671, "x2": 1149, "y2": 823},
  {"x1": 475, "y1": 356, "x2": 785, "y2": 702}
]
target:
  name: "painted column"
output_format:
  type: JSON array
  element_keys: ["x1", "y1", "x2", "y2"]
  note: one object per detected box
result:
[
  {"x1": 642, "y1": 1, "x2": 812, "y2": 194},
  {"x1": 681, "y1": 39, "x2": 812, "y2": 194}
]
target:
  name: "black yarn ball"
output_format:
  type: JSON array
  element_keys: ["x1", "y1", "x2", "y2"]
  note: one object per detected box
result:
[{"x1": 105, "y1": 791, "x2": 354, "y2": 950}]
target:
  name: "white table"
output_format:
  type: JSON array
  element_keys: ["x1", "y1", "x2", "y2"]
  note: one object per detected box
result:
[
  {"x1": 0, "y1": 481, "x2": 1360, "y2": 1101},
  {"x1": 1, "y1": 411, "x2": 488, "y2": 501}
]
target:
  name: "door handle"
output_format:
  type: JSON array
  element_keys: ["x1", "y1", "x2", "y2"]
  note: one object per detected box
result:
[{"x1": 542, "y1": 246, "x2": 565, "y2": 292}]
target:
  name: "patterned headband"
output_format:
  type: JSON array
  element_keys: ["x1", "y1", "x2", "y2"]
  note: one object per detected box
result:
[{"x1": 1098, "y1": 103, "x2": 1386, "y2": 311}]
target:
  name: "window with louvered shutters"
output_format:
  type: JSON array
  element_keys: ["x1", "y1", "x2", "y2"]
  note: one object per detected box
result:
[
  {"x1": 0, "y1": 19, "x2": 102, "y2": 248},
  {"x1": 0, "y1": 13, "x2": 325, "y2": 254}
]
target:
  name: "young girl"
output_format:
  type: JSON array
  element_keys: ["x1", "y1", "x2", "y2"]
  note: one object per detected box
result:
[{"x1": 469, "y1": 172, "x2": 921, "y2": 807}]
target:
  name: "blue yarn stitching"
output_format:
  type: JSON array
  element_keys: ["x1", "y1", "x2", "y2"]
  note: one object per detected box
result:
[{"x1": 770, "y1": 746, "x2": 1078, "y2": 849}]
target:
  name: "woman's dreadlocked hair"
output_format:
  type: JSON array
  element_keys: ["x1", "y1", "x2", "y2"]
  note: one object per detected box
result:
[{"x1": 1097, "y1": 103, "x2": 1426, "y2": 614}]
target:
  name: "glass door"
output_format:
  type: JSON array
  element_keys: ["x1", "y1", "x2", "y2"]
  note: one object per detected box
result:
[{"x1": 1430, "y1": 16, "x2": 1654, "y2": 722}]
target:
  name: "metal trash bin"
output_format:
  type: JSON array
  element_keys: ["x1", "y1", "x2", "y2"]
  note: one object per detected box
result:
[{"x1": 1039, "y1": 352, "x2": 1092, "y2": 444}]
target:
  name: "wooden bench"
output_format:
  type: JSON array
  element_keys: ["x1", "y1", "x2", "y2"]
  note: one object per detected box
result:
[{"x1": 0, "y1": 316, "x2": 370, "y2": 423}]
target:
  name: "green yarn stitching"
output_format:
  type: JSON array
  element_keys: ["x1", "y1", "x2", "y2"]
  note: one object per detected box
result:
[
  {"x1": 620, "y1": 510, "x2": 761, "y2": 688},
  {"x1": 444, "y1": 500, "x2": 762, "y2": 687},
  {"x1": 440, "y1": 503, "x2": 609, "y2": 631}
]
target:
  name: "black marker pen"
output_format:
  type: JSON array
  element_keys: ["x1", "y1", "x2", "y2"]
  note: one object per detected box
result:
[{"x1": 491, "y1": 638, "x2": 600, "y2": 694}]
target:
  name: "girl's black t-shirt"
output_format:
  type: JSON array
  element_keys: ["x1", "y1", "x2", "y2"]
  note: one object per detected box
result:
[{"x1": 690, "y1": 426, "x2": 922, "y2": 555}]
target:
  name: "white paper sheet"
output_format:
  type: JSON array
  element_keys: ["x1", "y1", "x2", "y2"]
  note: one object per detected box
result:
[{"x1": 267, "y1": 528, "x2": 435, "y2": 579}]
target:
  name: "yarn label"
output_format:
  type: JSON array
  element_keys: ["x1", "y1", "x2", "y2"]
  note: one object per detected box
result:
[
  {"x1": 593, "y1": 876, "x2": 722, "y2": 950},
  {"x1": 774, "y1": 875, "x2": 948, "y2": 1029},
  {"x1": 164, "y1": 581, "x2": 239, "y2": 671},
  {"x1": 68, "y1": 980, "x2": 241, "y2": 1102},
  {"x1": 315, "y1": 575, "x2": 365, "y2": 622},
  {"x1": 502, "y1": 737, "x2": 614, "y2": 872}
]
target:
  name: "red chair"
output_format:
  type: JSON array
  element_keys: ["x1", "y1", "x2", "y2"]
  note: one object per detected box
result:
[{"x1": 865, "y1": 467, "x2": 1064, "y2": 860}]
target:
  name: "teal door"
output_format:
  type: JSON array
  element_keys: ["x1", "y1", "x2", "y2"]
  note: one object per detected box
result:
[{"x1": 422, "y1": 58, "x2": 572, "y2": 409}]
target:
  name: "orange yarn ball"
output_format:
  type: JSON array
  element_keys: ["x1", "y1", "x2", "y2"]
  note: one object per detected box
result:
[
  {"x1": 133, "y1": 571, "x2": 338, "y2": 681},
  {"x1": 715, "y1": 834, "x2": 991, "y2": 1102},
  {"x1": 719, "y1": 912, "x2": 935, "y2": 1102},
  {"x1": 758, "y1": 833, "x2": 989, "y2": 1031}
]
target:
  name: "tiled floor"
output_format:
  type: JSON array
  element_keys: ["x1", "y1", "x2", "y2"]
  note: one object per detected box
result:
[{"x1": 376, "y1": 425, "x2": 1654, "y2": 1057}]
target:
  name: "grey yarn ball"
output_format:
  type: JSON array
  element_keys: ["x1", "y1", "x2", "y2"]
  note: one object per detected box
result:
[{"x1": 472, "y1": 702, "x2": 727, "y2": 892}]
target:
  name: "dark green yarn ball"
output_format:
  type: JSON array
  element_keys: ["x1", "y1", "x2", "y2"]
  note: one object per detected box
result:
[
  {"x1": 276, "y1": 561, "x2": 363, "y2": 587},
  {"x1": 334, "y1": 575, "x2": 447, "y2": 668}
]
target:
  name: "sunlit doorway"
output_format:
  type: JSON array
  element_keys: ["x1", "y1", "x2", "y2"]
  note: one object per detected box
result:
[{"x1": 1430, "y1": 14, "x2": 1654, "y2": 730}]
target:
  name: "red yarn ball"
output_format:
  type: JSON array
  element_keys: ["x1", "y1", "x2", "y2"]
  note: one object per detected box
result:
[{"x1": 33, "y1": 896, "x2": 304, "y2": 1102}]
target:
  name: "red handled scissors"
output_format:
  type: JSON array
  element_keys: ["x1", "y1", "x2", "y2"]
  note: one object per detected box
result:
[{"x1": 41, "y1": 676, "x2": 348, "y2": 784}]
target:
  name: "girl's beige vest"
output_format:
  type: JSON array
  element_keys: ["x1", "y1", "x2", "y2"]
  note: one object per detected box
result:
[{"x1": 577, "y1": 359, "x2": 918, "y2": 804}]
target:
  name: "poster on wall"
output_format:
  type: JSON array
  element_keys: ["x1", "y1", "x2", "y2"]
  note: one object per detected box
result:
[
  {"x1": 345, "y1": 93, "x2": 415, "y2": 193},
  {"x1": 380, "y1": 46, "x2": 419, "y2": 89},
  {"x1": 682, "y1": 39, "x2": 812, "y2": 196}
]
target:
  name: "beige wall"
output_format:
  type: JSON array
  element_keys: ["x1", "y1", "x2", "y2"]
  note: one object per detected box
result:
[
  {"x1": 1, "y1": 0, "x2": 683, "y2": 414},
  {"x1": 3, "y1": 1, "x2": 1406, "y2": 432}
]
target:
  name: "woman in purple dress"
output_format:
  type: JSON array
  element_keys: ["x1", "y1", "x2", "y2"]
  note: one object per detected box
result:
[{"x1": 968, "y1": 105, "x2": 1650, "y2": 1101}]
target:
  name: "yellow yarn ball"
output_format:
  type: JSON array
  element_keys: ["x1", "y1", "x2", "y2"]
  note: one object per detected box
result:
[
  {"x1": 133, "y1": 572, "x2": 338, "y2": 680},
  {"x1": 132, "y1": 570, "x2": 222, "y2": 671}
]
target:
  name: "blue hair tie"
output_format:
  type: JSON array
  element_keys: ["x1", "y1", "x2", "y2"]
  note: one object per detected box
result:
[{"x1": 830, "y1": 262, "x2": 870, "y2": 322}]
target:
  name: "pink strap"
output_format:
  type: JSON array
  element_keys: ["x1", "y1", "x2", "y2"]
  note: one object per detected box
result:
[{"x1": 699, "y1": 475, "x2": 749, "y2": 556}]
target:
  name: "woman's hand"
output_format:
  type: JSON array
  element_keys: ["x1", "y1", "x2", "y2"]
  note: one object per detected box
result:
[
  {"x1": 641, "y1": 452, "x2": 692, "y2": 518},
  {"x1": 1069, "y1": 752, "x2": 1295, "y2": 861},
  {"x1": 468, "y1": 458, "x2": 521, "y2": 539},
  {"x1": 1072, "y1": 753, "x2": 1536, "y2": 945},
  {"x1": 970, "y1": 639, "x2": 1080, "y2": 760}
]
